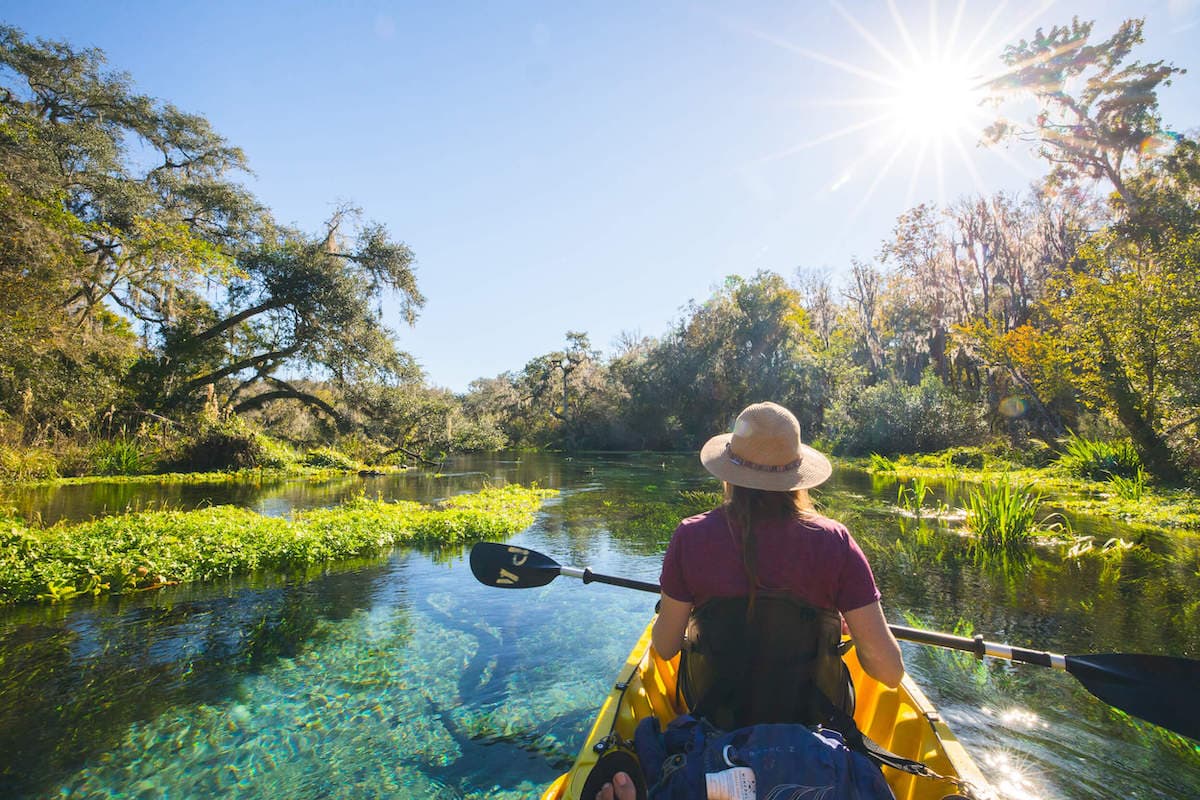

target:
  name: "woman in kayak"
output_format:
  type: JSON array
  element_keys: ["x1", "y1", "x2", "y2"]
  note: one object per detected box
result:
[
  {"x1": 653, "y1": 401, "x2": 903, "y2": 692},
  {"x1": 596, "y1": 401, "x2": 904, "y2": 799}
]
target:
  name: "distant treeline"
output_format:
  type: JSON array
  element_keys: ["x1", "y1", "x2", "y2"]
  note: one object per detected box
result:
[
  {"x1": 462, "y1": 19, "x2": 1200, "y2": 484},
  {"x1": 2, "y1": 20, "x2": 1198, "y2": 484}
]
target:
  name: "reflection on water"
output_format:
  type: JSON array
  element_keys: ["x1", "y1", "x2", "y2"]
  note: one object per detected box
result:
[{"x1": 0, "y1": 453, "x2": 1198, "y2": 799}]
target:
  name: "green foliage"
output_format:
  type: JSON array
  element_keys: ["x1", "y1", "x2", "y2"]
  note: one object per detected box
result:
[
  {"x1": 0, "y1": 484, "x2": 557, "y2": 604},
  {"x1": 1057, "y1": 434, "x2": 1142, "y2": 481},
  {"x1": 302, "y1": 448, "x2": 359, "y2": 470},
  {"x1": 90, "y1": 439, "x2": 145, "y2": 476},
  {"x1": 965, "y1": 480, "x2": 1062, "y2": 551},
  {"x1": 986, "y1": 18, "x2": 1182, "y2": 199},
  {"x1": 825, "y1": 374, "x2": 985, "y2": 456},
  {"x1": 946, "y1": 448, "x2": 985, "y2": 470},
  {"x1": 897, "y1": 478, "x2": 933, "y2": 516},
  {"x1": 163, "y1": 417, "x2": 292, "y2": 472},
  {"x1": 1108, "y1": 468, "x2": 1147, "y2": 502},
  {"x1": 868, "y1": 453, "x2": 896, "y2": 472},
  {"x1": 0, "y1": 445, "x2": 59, "y2": 481}
]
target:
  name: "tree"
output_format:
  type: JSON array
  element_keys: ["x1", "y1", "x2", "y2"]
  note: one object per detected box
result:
[
  {"x1": 987, "y1": 18, "x2": 1198, "y2": 478},
  {"x1": 986, "y1": 17, "x2": 1184, "y2": 204},
  {"x1": 0, "y1": 26, "x2": 425, "y2": 442}
]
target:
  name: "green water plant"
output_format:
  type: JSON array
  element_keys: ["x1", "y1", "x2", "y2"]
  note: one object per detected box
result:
[
  {"x1": 868, "y1": 453, "x2": 896, "y2": 473},
  {"x1": 964, "y1": 480, "x2": 1064, "y2": 551},
  {"x1": 1108, "y1": 468, "x2": 1147, "y2": 502},
  {"x1": 0, "y1": 484, "x2": 557, "y2": 605},
  {"x1": 1057, "y1": 434, "x2": 1142, "y2": 481},
  {"x1": 897, "y1": 478, "x2": 931, "y2": 516}
]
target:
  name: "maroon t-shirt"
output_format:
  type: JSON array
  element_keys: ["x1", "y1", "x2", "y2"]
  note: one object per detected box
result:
[{"x1": 659, "y1": 507, "x2": 882, "y2": 612}]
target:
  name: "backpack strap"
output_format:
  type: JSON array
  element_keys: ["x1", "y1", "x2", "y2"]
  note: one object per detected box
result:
[{"x1": 820, "y1": 695, "x2": 983, "y2": 799}]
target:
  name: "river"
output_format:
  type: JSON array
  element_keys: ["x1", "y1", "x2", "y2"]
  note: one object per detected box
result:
[{"x1": 0, "y1": 452, "x2": 1197, "y2": 799}]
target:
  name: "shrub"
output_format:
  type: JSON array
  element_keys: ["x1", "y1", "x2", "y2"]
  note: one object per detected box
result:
[
  {"x1": 1057, "y1": 434, "x2": 1142, "y2": 481},
  {"x1": 946, "y1": 448, "x2": 985, "y2": 469},
  {"x1": 90, "y1": 438, "x2": 144, "y2": 475},
  {"x1": 302, "y1": 448, "x2": 359, "y2": 470},
  {"x1": 163, "y1": 417, "x2": 288, "y2": 472},
  {"x1": 0, "y1": 446, "x2": 59, "y2": 481},
  {"x1": 825, "y1": 374, "x2": 985, "y2": 456},
  {"x1": 868, "y1": 453, "x2": 896, "y2": 472}
]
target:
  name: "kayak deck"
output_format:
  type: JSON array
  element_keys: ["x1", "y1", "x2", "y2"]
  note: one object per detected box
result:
[{"x1": 542, "y1": 621, "x2": 993, "y2": 800}]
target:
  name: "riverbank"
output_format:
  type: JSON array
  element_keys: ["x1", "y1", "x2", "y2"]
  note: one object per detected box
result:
[
  {"x1": 846, "y1": 450, "x2": 1200, "y2": 531},
  {"x1": 0, "y1": 484, "x2": 556, "y2": 605}
]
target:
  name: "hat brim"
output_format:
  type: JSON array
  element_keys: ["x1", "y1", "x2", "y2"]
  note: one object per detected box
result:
[{"x1": 699, "y1": 433, "x2": 832, "y2": 491}]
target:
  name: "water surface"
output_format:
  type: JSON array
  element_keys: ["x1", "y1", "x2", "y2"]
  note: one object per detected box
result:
[{"x1": 1, "y1": 453, "x2": 1197, "y2": 799}]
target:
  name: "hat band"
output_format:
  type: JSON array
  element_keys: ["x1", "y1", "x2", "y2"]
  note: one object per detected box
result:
[{"x1": 726, "y1": 443, "x2": 803, "y2": 473}]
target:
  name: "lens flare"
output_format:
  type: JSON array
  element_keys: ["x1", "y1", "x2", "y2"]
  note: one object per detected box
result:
[{"x1": 998, "y1": 397, "x2": 1027, "y2": 418}]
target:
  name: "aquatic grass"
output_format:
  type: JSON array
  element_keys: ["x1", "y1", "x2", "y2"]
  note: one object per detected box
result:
[
  {"x1": 1108, "y1": 468, "x2": 1147, "y2": 502},
  {"x1": 0, "y1": 484, "x2": 557, "y2": 605},
  {"x1": 964, "y1": 480, "x2": 1062, "y2": 552},
  {"x1": 897, "y1": 478, "x2": 932, "y2": 517},
  {"x1": 1057, "y1": 434, "x2": 1142, "y2": 481},
  {"x1": 868, "y1": 453, "x2": 896, "y2": 473}
]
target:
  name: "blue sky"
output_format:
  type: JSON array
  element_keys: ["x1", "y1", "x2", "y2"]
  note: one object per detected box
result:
[{"x1": 5, "y1": 1, "x2": 1200, "y2": 392}]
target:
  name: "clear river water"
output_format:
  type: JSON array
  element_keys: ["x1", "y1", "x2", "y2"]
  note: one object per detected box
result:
[{"x1": 1, "y1": 452, "x2": 1198, "y2": 799}]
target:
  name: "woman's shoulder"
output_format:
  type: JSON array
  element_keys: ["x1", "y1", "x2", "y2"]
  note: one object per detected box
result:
[
  {"x1": 795, "y1": 513, "x2": 853, "y2": 542},
  {"x1": 676, "y1": 506, "x2": 727, "y2": 533}
]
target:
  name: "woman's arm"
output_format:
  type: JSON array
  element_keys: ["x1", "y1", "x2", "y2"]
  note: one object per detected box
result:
[
  {"x1": 651, "y1": 594, "x2": 693, "y2": 659},
  {"x1": 843, "y1": 601, "x2": 904, "y2": 688}
]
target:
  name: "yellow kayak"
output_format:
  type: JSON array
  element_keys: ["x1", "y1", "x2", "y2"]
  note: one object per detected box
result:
[{"x1": 541, "y1": 620, "x2": 993, "y2": 800}]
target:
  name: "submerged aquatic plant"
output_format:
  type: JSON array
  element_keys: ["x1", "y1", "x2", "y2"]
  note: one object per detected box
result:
[{"x1": 965, "y1": 480, "x2": 1063, "y2": 551}]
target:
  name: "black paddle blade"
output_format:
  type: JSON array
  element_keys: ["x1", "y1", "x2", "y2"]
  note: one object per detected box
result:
[
  {"x1": 469, "y1": 542, "x2": 561, "y2": 589},
  {"x1": 1066, "y1": 653, "x2": 1200, "y2": 740}
]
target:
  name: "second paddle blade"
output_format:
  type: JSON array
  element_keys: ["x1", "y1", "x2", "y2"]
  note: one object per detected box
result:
[
  {"x1": 1067, "y1": 652, "x2": 1200, "y2": 741},
  {"x1": 469, "y1": 542, "x2": 561, "y2": 589}
]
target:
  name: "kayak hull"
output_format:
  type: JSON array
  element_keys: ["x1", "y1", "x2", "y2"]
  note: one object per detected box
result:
[{"x1": 541, "y1": 621, "x2": 993, "y2": 800}]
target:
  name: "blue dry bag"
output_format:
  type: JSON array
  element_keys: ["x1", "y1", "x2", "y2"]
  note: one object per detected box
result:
[{"x1": 634, "y1": 714, "x2": 896, "y2": 800}]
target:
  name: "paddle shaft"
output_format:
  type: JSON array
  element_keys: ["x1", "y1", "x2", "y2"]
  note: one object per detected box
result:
[
  {"x1": 566, "y1": 566, "x2": 1071, "y2": 669},
  {"x1": 558, "y1": 565, "x2": 660, "y2": 594},
  {"x1": 471, "y1": 543, "x2": 1200, "y2": 739}
]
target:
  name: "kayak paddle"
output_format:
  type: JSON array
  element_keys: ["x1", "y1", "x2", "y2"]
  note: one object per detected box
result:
[{"x1": 469, "y1": 541, "x2": 1200, "y2": 741}]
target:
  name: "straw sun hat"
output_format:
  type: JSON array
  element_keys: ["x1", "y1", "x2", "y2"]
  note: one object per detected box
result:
[{"x1": 700, "y1": 402, "x2": 832, "y2": 491}]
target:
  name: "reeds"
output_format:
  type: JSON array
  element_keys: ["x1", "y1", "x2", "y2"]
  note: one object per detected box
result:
[
  {"x1": 1057, "y1": 434, "x2": 1141, "y2": 481},
  {"x1": 965, "y1": 480, "x2": 1061, "y2": 551}
]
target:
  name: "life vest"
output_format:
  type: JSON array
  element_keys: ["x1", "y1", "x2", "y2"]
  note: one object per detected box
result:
[{"x1": 677, "y1": 593, "x2": 854, "y2": 731}]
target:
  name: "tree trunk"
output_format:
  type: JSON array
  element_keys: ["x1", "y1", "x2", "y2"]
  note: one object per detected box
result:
[{"x1": 1096, "y1": 333, "x2": 1182, "y2": 483}]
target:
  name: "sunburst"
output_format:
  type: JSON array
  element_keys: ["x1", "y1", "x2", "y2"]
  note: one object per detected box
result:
[{"x1": 739, "y1": 0, "x2": 1056, "y2": 219}]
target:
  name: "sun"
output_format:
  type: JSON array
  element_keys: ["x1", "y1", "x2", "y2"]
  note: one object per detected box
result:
[
  {"x1": 888, "y1": 59, "x2": 986, "y2": 143},
  {"x1": 739, "y1": 1, "x2": 1042, "y2": 214}
]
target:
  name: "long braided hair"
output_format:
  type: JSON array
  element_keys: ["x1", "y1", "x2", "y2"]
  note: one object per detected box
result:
[{"x1": 725, "y1": 483, "x2": 815, "y2": 616}]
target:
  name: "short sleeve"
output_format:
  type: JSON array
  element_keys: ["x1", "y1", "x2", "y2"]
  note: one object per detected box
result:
[
  {"x1": 834, "y1": 530, "x2": 882, "y2": 612},
  {"x1": 659, "y1": 524, "x2": 694, "y2": 603}
]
